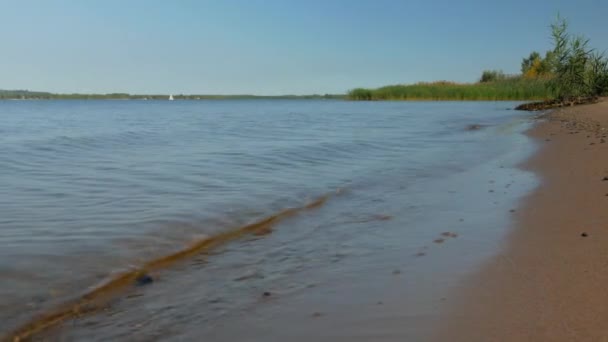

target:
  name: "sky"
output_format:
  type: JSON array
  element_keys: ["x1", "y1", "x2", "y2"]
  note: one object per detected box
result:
[{"x1": 1, "y1": 0, "x2": 607, "y2": 95}]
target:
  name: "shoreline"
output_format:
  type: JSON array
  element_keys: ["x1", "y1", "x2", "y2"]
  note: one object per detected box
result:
[{"x1": 436, "y1": 99, "x2": 608, "y2": 341}]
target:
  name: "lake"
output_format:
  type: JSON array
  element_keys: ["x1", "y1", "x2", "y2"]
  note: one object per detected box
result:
[{"x1": 0, "y1": 100, "x2": 537, "y2": 340}]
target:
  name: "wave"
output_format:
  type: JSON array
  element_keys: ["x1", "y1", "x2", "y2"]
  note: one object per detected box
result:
[{"x1": 4, "y1": 194, "x2": 333, "y2": 342}]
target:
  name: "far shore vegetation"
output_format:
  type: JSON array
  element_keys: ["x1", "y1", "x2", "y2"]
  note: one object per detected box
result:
[
  {"x1": 349, "y1": 16, "x2": 608, "y2": 105},
  {"x1": 348, "y1": 77, "x2": 552, "y2": 101},
  {"x1": 0, "y1": 90, "x2": 343, "y2": 100}
]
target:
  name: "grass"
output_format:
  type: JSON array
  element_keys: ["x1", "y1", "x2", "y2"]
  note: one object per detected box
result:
[{"x1": 347, "y1": 78, "x2": 554, "y2": 101}]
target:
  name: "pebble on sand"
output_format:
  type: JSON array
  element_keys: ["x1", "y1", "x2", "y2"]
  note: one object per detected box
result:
[
  {"x1": 135, "y1": 274, "x2": 154, "y2": 286},
  {"x1": 466, "y1": 124, "x2": 484, "y2": 131}
]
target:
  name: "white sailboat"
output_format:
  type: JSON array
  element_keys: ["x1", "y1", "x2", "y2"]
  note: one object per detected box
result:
[{"x1": 169, "y1": 94, "x2": 174, "y2": 101}]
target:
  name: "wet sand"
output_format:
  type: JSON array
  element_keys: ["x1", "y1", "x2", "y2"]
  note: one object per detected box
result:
[{"x1": 437, "y1": 99, "x2": 608, "y2": 341}]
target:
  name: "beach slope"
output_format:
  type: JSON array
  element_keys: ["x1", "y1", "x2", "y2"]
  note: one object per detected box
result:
[{"x1": 437, "y1": 99, "x2": 608, "y2": 341}]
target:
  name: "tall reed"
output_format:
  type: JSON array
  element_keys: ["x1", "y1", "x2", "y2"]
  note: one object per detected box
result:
[{"x1": 347, "y1": 77, "x2": 553, "y2": 101}]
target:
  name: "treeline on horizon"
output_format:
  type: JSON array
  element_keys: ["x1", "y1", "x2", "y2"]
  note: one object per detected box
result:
[
  {"x1": 348, "y1": 16, "x2": 608, "y2": 102},
  {"x1": 0, "y1": 90, "x2": 344, "y2": 100}
]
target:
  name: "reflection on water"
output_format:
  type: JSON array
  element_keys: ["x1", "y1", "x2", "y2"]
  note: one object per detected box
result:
[{"x1": 0, "y1": 100, "x2": 536, "y2": 339}]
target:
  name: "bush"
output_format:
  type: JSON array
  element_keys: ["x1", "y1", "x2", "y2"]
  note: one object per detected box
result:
[
  {"x1": 348, "y1": 88, "x2": 374, "y2": 100},
  {"x1": 480, "y1": 70, "x2": 506, "y2": 83},
  {"x1": 522, "y1": 51, "x2": 554, "y2": 78}
]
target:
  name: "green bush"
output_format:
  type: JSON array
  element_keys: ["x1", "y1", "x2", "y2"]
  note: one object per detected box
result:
[{"x1": 480, "y1": 70, "x2": 506, "y2": 83}]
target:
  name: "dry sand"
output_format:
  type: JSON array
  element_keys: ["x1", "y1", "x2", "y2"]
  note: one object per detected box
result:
[{"x1": 436, "y1": 99, "x2": 608, "y2": 341}]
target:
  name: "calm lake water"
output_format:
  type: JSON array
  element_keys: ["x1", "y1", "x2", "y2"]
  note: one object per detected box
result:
[{"x1": 0, "y1": 100, "x2": 537, "y2": 340}]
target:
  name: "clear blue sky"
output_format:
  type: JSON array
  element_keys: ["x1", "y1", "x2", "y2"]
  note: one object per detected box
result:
[{"x1": 1, "y1": 0, "x2": 607, "y2": 95}]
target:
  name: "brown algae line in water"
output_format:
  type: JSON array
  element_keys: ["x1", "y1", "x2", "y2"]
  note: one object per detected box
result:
[{"x1": 5, "y1": 194, "x2": 332, "y2": 342}]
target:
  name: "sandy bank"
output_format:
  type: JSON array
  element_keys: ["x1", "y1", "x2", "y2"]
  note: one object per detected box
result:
[{"x1": 436, "y1": 99, "x2": 608, "y2": 341}]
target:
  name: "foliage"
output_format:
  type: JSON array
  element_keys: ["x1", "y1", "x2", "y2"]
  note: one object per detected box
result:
[
  {"x1": 480, "y1": 70, "x2": 507, "y2": 83},
  {"x1": 347, "y1": 88, "x2": 373, "y2": 101},
  {"x1": 548, "y1": 15, "x2": 608, "y2": 101},
  {"x1": 521, "y1": 51, "x2": 554, "y2": 78},
  {"x1": 522, "y1": 52, "x2": 541, "y2": 74},
  {"x1": 347, "y1": 77, "x2": 553, "y2": 101},
  {"x1": 587, "y1": 52, "x2": 608, "y2": 96}
]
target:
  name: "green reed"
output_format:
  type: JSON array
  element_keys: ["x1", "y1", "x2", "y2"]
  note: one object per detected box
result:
[{"x1": 347, "y1": 78, "x2": 554, "y2": 101}]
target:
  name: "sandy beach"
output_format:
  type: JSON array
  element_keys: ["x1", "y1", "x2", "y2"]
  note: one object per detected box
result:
[{"x1": 436, "y1": 99, "x2": 608, "y2": 341}]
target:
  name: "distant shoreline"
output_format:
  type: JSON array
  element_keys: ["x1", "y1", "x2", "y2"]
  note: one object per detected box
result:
[
  {"x1": 0, "y1": 87, "x2": 549, "y2": 102},
  {"x1": 0, "y1": 94, "x2": 541, "y2": 102},
  {"x1": 0, "y1": 98, "x2": 538, "y2": 101},
  {"x1": 0, "y1": 88, "x2": 555, "y2": 102},
  {"x1": 0, "y1": 91, "x2": 344, "y2": 101}
]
